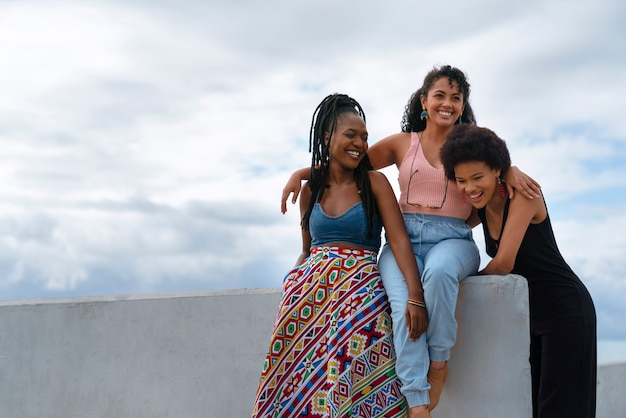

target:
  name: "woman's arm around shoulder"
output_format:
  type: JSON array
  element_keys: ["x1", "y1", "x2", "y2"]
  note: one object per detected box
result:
[
  {"x1": 369, "y1": 171, "x2": 427, "y2": 340},
  {"x1": 504, "y1": 166, "x2": 541, "y2": 200},
  {"x1": 479, "y1": 193, "x2": 546, "y2": 275},
  {"x1": 281, "y1": 167, "x2": 310, "y2": 214},
  {"x1": 281, "y1": 132, "x2": 411, "y2": 212},
  {"x1": 294, "y1": 182, "x2": 312, "y2": 267}
]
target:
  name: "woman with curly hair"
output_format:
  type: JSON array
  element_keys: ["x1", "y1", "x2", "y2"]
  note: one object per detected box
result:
[{"x1": 440, "y1": 124, "x2": 597, "y2": 418}]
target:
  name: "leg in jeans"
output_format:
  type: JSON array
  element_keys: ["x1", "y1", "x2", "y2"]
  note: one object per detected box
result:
[
  {"x1": 379, "y1": 214, "x2": 479, "y2": 408},
  {"x1": 422, "y1": 237, "x2": 480, "y2": 362},
  {"x1": 379, "y1": 243, "x2": 430, "y2": 408}
]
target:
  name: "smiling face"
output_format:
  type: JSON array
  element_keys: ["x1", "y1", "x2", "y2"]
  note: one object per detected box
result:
[
  {"x1": 327, "y1": 112, "x2": 368, "y2": 169},
  {"x1": 420, "y1": 76, "x2": 465, "y2": 128},
  {"x1": 453, "y1": 160, "x2": 501, "y2": 209}
]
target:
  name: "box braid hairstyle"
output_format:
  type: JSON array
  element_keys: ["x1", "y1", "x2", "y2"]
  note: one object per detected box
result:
[
  {"x1": 301, "y1": 93, "x2": 378, "y2": 238},
  {"x1": 401, "y1": 64, "x2": 477, "y2": 133}
]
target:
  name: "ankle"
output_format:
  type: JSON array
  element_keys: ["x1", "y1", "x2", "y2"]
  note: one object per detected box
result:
[
  {"x1": 429, "y1": 360, "x2": 447, "y2": 371},
  {"x1": 409, "y1": 405, "x2": 432, "y2": 418},
  {"x1": 410, "y1": 405, "x2": 428, "y2": 413}
]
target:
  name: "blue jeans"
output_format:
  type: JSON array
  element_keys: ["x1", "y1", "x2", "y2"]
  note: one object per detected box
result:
[{"x1": 379, "y1": 213, "x2": 480, "y2": 408}]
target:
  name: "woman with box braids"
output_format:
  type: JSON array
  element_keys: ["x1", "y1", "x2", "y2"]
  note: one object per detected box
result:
[
  {"x1": 253, "y1": 93, "x2": 426, "y2": 417},
  {"x1": 303, "y1": 94, "x2": 377, "y2": 240}
]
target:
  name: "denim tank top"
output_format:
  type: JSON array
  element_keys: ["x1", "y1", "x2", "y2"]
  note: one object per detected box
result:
[{"x1": 309, "y1": 202, "x2": 382, "y2": 250}]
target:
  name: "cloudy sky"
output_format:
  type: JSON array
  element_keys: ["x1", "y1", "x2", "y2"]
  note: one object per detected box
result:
[{"x1": 1, "y1": 0, "x2": 625, "y2": 346}]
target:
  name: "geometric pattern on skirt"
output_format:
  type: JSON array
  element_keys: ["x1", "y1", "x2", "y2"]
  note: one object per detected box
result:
[{"x1": 252, "y1": 246, "x2": 407, "y2": 417}]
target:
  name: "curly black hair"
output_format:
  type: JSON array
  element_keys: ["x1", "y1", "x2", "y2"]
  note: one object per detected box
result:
[
  {"x1": 440, "y1": 124, "x2": 511, "y2": 181},
  {"x1": 401, "y1": 65, "x2": 476, "y2": 132},
  {"x1": 302, "y1": 93, "x2": 377, "y2": 236}
]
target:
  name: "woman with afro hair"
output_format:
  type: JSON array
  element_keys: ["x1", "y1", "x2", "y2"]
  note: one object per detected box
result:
[{"x1": 440, "y1": 124, "x2": 597, "y2": 418}]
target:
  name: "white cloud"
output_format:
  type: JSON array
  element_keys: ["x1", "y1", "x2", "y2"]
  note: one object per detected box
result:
[{"x1": 0, "y1": 0, "x2": 624, "y2": 342}]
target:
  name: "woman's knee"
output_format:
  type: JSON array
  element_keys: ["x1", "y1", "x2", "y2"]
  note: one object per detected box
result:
[{"x1": 424, "y1": 241, "x2": 479, "y2": 277}]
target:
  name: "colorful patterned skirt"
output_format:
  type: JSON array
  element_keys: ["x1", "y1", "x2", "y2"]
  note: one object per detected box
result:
[{"x1": 252, "y1": 246, "x2": 407, "y2": 418}]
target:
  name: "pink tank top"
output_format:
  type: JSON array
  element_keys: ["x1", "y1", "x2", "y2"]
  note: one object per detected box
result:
[{"x1": 398, "y1": 132, "x2": 471, "y2": 219}]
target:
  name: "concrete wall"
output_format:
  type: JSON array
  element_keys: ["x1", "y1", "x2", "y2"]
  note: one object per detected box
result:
[
  {"x1": 435, "y1": 274, "x2": 532, "y2": 417},
  {"x1": 0, "y1": 276, "x2": 623, "y2": 418},
  {"x1": 0, "y1": 289, "x2": 280, "y2": 418},
  {"x1": 596, "y1": 361, "x2": 626, "y2": 418}
]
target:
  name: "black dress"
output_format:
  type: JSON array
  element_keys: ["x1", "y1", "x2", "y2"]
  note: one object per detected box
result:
[{"x1": 478, "y1": 197, "x2": 597, "y2": 418}]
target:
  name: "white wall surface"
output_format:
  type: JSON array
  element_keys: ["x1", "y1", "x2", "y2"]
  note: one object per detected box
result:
[
  {"x1": 0, "y1": 277, "x2": 622, "y2": 418},
  {"x1": 434, "y1": 275, "x2": 532, "y2": 417},
  {"x1": 0, "y1": 288, "x2": 280, "y2": 418}
]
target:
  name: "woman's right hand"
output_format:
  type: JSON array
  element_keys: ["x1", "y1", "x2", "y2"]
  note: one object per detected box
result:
[
  {"x1": 281, "y1": 172, "x2": 304, "y2": 214},
  {"x1": 405, "y1": 304, "x2": 428, "y2": 341}
]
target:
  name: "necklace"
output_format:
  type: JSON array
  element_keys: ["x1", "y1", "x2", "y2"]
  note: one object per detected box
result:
[{"x1": 404, "y1": 132, "x2": 448, "y2": 209}]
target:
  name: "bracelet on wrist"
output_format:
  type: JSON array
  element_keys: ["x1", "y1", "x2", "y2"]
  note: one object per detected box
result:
[{"x1": 407, "y1": 298, "x2": 426, "y2": 308}]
